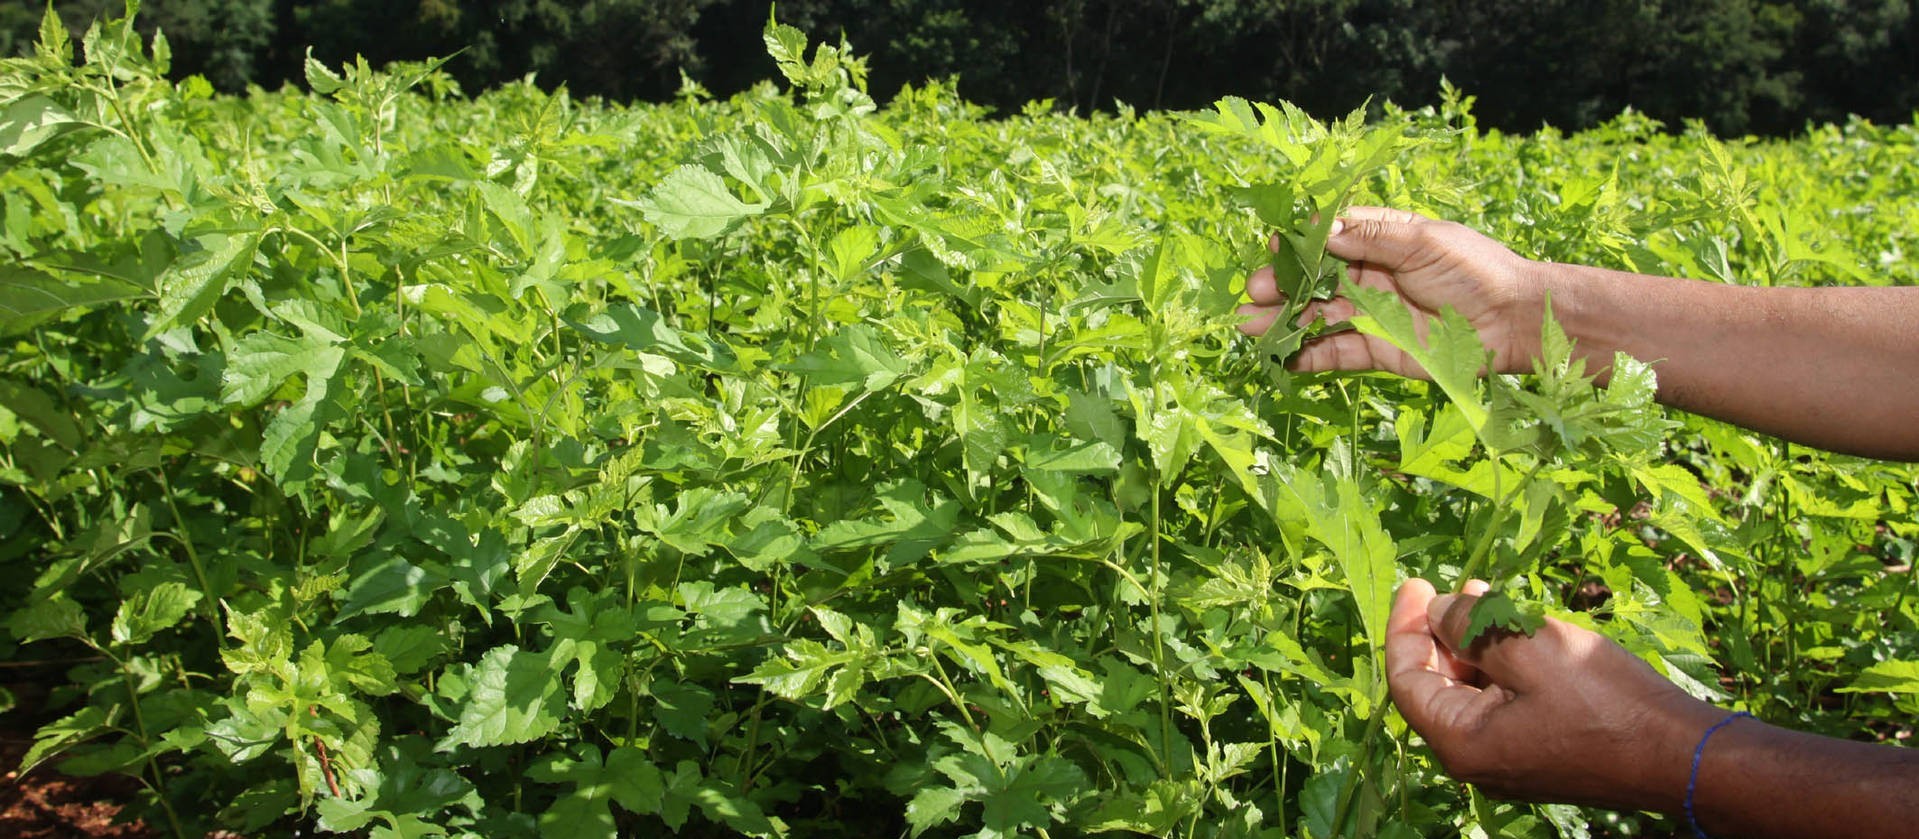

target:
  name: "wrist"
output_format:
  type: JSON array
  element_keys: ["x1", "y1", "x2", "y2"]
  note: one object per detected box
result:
[
  {"x1": 1623, "y1": 690, "x2": 1729, "y2": 814},
  {"x1": 1497, "y1": 255, "x2": 1555, "y2": 372}
]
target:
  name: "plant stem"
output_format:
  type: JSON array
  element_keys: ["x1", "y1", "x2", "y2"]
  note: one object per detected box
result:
[
  {"x1": 1330, "y1": 686, "x2": 1392, "y2": 837},
  {"x1": 925, "y1": 659, "x2": 978, "y2": 730},
  {"x1": 1148, "y1": 483, "x2": 1174, "y2": 764},
  {"x1": 1458, "y1": 458, "x2": 1546, "y2": 585},
  {"x1": 154, "y1": 469, "x2": 220, "y2": 634}
]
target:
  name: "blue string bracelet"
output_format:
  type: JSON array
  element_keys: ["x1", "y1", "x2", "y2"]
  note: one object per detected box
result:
[{"x1": 1685, "y1": 710, "x2": 1752, "y2": 838}]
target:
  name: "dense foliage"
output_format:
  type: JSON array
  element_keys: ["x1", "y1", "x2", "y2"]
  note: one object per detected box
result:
[
  {"x1": 6, "y1": 0, "x2": 1919, "y2": 136},
  {"x1": 4, "y1": 6, "x2": 1918, "y2": 838}
]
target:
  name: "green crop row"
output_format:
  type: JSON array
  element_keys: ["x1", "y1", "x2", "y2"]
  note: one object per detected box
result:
[{"x1": 2, "y1": 7, "x2": 1915, "y2": 838}]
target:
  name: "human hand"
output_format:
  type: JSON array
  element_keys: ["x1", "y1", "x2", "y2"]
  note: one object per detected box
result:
[
  {"x1": 1236, "y1": 207, "x2": 1544, "y2": 376},
  {"x1": 1383, "y1": 578, "x2": 1724, "y2": 811}
]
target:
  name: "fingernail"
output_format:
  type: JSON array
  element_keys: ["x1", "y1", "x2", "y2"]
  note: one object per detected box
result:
[{"x1": 1328, "y1": 219, "x2": 1345, "y2": 237}]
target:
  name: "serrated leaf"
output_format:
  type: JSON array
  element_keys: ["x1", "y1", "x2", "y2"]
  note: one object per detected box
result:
[
  {"x1": 439, "y1": 645, "x2": 567, "y2": 749},
  {"x1": 1271, "y1": 467, "x2": 1397, "y2": 653},
  {"x1": 148, "y1": 231, "x2": 260, "y2": 338},
  {"x1": 0, "y1": 377, "x2": 77, "y2": 450},
  {"x1": 763, "y1": 11, "x2": 813, "y2": 86},
  {"x1": 0, "y1": 264, "x2": 147, "y2": 334},
  {"x1": 110, "y1": 580, "x2": 201, "y2": 646},
  {"x1": 372, "y1": 625, "x2": 447, "y2": 675},
  {"x1": 0, "y1": 94, "x2": 82, "y2": 158},
  {"x1": 304, "y1": 49, "x2": 344, "y2": 94},
  {"x1": 734, "y1": 638, "x2": 858, "y2": 702},
  {"x1": 257, "y1": 344, "x2": 346, "y2": 484},
  {"x1": 606, "y1": 746, "x2": 667, "y2": 816},
  {"x1": 828, "y1": 224, "x2": 881, "y2": 281},
  {"x1": 1836, "y1": 660, "x2": 1919, "y2": 695},
  {"x1": 679, "y1": 581, "x2": 765, "y2": 630},
  {"x1": 335, "y1": 558, "x2": 445, "y2": 622},
  {"x1": 812, "y1": 480, "x2": 959, "y2": 567},
  {"x1": 36, "y1": 4, "x2": 72, "y2": 64},
  {"x1": 20, "y1": 705, "x2": 117, "y2": 776},
  {"x1": 564, "y1": 302, "x2": 731, "y2": 369},
  {"x1": 1024, "y1": 438, "x2": 1122, "y2": 475},
  {"x1": 7, "y1": 595, "x2": 88, "y2": 644},
  {"x1": 1459, "y1": 592, "x2": 1547, "y2": 647},
  {"x1": 906, "y1": 785, "x2": 969, "y2": 836},
  {"x1": 1346, "y1": 281, "x2": 1491, "y2": 434},
  {"x1": 785, "y1": 324, "x2": 909, "y2": 391},
  {"x1": 528, "y1": 746, "x2": 620, "y2": 839},
  {"x1": 650, "y1": 681, "x2": 715, "y2": 745},
  {"x1": 311, "y1": 634, "x2": 400, "y2": 696},
  {"x1": 221, "y1": 331, "x2": 325, "y2": 406},
  {"x1": 629, "y1": 165, "x2": 766, "y2": 240}
]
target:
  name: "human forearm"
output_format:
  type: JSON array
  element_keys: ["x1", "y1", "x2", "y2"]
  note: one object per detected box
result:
[
  {"x1": 1526, "y1": 262, "x2": 1919, "y2": 460},
  {"x1": 1684, "y1": 714, "x2": 1919, "y2": 838}
]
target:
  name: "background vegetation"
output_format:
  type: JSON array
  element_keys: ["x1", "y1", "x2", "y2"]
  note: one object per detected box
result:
[
  {"x1": 3, "y1": 0, "x2": 1917, "y2": 136},
  {"x1": 4, "y1": 7, "x2": 1917, "y2": 838}
]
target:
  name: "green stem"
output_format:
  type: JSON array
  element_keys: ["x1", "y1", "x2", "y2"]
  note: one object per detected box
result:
[
  {"x1": 154, "y1": 470, "x2": 220, "y2": 634},
  {"x1": 1458, "y1": 458, "x2": 1546, "y2": 585},
  {"x1": 1148, "y1": 484, "x2": 1173, "y2": 765},
  {"x1": 102, "y1": 644, "x2": 186, "y2": 838},
  {"x1": 1330, "y1": 685, "x2": 1393, "y2": 837},
  {"x1": 1263, "y1": 670, "x2": 1287, "y2": 833},
  {"x1": 928, "y1": 655, "x2": 978, "y2": 730},
  {"x1": 736, "y1": 694, "x2": 768, "y2": 790}
]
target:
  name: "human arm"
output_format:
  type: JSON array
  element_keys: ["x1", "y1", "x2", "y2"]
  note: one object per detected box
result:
[
  {"x1": 1385, "y1": 579, "x2": 1919, "y2": 837},
  {"x1": 1237, "y1": 207, "x2": 1919, "y2": 460}
]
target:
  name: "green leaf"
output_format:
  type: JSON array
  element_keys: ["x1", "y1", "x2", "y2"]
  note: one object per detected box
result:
[
  {"x1": 1346, "y1": 282, "x2": 1491, "y2": 434},
  {"x1": 606, "y1": 746, "x2": 668, "y2": 817},
  {"x1": 110, "y1": 580, "x2": 201, "y2": 646},
  {"x1": 536, "y1": 589, "x2": 631, "y2": 713},
  {"x1": 221, "y1": 331, "x2": 324, "y2": 406},
  {"x1": 763, "y1": 10, "x2": 813, "y2": 86},
  {"x1": 257, "y1": 345, "x2": 347, "y2": 485},
  {"x1": 36, "y1": 4, "x2": 72, "y2": 64},
  {"x1": 812, "y1": 480, "x2": 959, "y2": 568},
  {"x1": 528, "y1": 745, "x2": 621, "y2": 839},
  {"x1": 564, "y1": 302, "x2": 731, "y2": 369},
  {"x1": 148, "y1": 230, "x2": 261, "y2": 337},
  {"x1": 1836, "y1": 661, "x2": 1919, "y2": 695},
  {"x1": 629, "y1": 165, "x2": 766, "y2": 240},
  {"x1": 917, "y1": 725, "x2": 1087, "y2": 839},
  {"x1": 734, "y1": 638, "x2": 860, "y2": 704},
  {"x1": 1083, "y1": 779, "x2": 1200, "y2": 835},
  {"x1": 439, "y1": 645, "x2": 568, "y2": 749},
  {"x1": 0, "y1": 377, "x2": 80, "y2": 449},
  {"x1": 785, "y1": 324, "x2": 909, "y2": 391},
  {"x1": 21, "y1": 705, "x2": 118, "y2": 776},
  {"x1": 678, "y1": 581, "x2": 766, "y2": 631},
  {"x1": 828, "y1": 224, "x2": 881, "y2": 281},
  {"x1": 905, "y1": 785, "x2": 969, "y2": 836},
  {"x1": 7, "y1": 595, "x2": 88, "y2": 644},
  {"x1": 303, "y1": 49, "x2": 345, "y2": 94},
  {"x1": 1023, "y1": 437, "x2": 1122, "y2": 475},
  {"x1": 1273, "y1": 467, "x2": 1398, "y2": 653},
  {"x1": 0, "y1": 95, "x2": 83, "y2": 158},
  {"x1": 372, "y1": 625, "x2": 447, "y2": 675},
  {"x1": 335, "y1": 558, "x2": 445, "y2": 622},
  {"x1": 1459, "y1": 592, "x2": 1548, "y2": 647},
  {"x1": 635, "y1": 489, "x2": 754, "y2": 556},
  {"x1": 650, "y1": 681, "x2": 716, "y2": 746},
  {"x1": 0, "y1": 264, "x2": 147, "y2": 334},
  {"x1": 311, "y1": 634, "x2": 400, "y2": 696}
]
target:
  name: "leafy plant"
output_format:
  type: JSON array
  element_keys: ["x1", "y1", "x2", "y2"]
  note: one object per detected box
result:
[{"x1": 3, "y1": 5, "x2": 1915, "y2": 839}]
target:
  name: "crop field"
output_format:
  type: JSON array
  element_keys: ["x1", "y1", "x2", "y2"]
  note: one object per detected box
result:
[{"x1": 3, "y1": 8, "x2": 1917, "y2": 839}]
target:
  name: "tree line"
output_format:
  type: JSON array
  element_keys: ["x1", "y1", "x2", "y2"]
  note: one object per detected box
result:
[{"x1": 5, "y1": 0, "x2": 1916, "y2": 135}]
